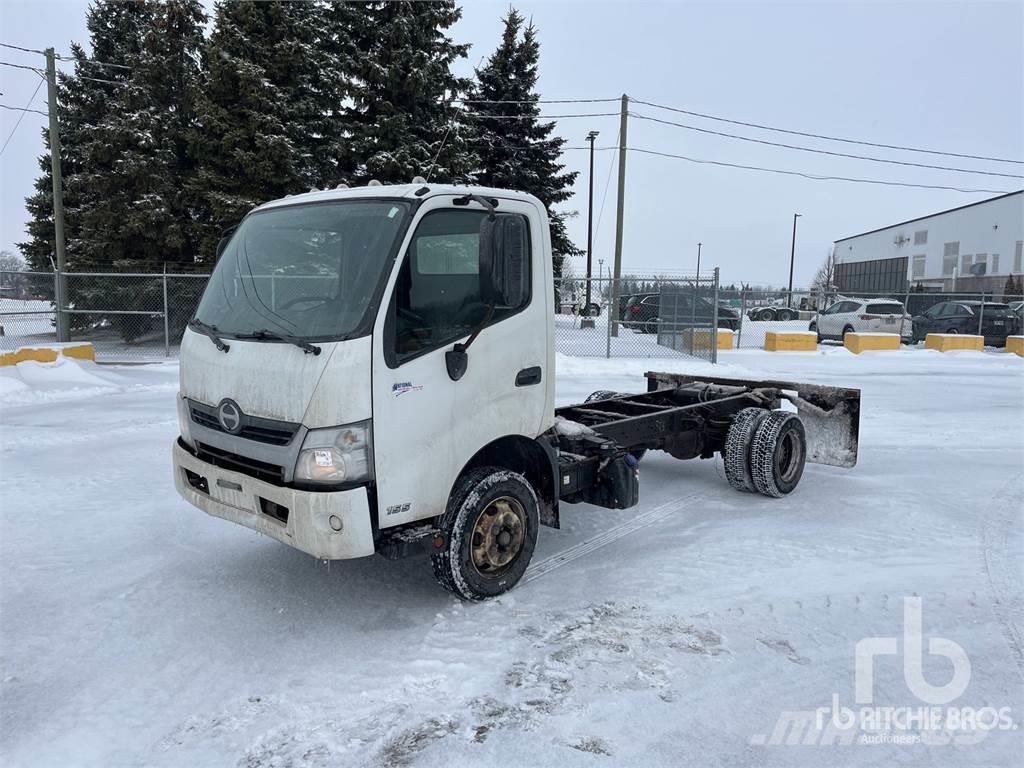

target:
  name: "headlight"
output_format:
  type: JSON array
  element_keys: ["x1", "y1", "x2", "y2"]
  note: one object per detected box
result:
[
  {"x1": 177, "y1": 395, "x2": 195, "y2": 449},
  {"x1": 294, "y1": 421, "x2": 373, "y2": 485}
]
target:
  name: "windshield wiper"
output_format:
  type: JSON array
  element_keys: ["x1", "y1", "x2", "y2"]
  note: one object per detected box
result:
[
  {"x1": 238, "y1": 329, "x2": 321, "y2": 355},
  {"x1": 188, "y1": 319, "x2": 230, "y2": 353}
]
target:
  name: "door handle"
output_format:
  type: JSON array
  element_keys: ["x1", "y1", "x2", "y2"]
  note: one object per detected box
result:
[{"x1": 515, "y1": 366, "x2": 542, "y2": 387}]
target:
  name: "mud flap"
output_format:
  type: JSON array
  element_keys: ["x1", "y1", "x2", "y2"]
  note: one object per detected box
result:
[{"x1": 645, "y1": 372, "x2": 860, "y2": 468}]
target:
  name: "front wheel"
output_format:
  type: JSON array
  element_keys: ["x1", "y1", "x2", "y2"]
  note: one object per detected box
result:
[{"x1": 431, "y1": 467, "x2": 539, "y2": 600}]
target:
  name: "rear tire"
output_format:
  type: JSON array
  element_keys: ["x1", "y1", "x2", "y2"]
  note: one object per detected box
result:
[
  {"x1": 724, "y1": 407, "x2": 770, "y2": 493},
  {"x1": 757, "y1": 308, "x2": 774, "y2": 321},
  {"x1": 842, "y1": 325, "x2": 854, "y2": 339},
  {"x1": 431, "y1": 467, "x2": 539, "y2": 601},
  {"x1": 750, "y1": 411, "x2": 807, "y2": 498}
]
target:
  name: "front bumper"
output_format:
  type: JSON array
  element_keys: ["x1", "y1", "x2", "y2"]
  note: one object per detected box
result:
[{"x1": 172, "y1": 439, "x2": 376, "y2": 560}]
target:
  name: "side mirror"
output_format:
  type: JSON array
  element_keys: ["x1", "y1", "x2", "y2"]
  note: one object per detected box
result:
[
  {"x1": 215, "y1": 227, "x2": 236, "y2": 261},
  {"x1": 479, "y1": 214, "x2": 528, "y2": 308}
]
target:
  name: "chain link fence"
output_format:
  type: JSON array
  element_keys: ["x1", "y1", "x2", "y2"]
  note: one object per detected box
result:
[
  {"x1": 0, "y1": 270, "x2": 59, "y2": 351},
  {"x1": 554, "y1": 272, "x2": 724, "y2": 362},
  {"x1": 6, "y1": 267, "x2": 1020, "y2": 363},
  {"x1": 1, "y1": 269, "x2": 210, "y2": 361}
]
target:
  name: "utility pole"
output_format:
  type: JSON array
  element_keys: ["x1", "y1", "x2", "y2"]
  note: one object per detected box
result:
[
  {"x1": 583, "y1": 130, "x2": 599, "y2": 328},
  {"x1": 611, "y1": 94, "x2": 628, "y2": 337},
  {"x1": 787, "y1": 213, "x2": 801, "y2": 308},
  {"x1": 45, "y1": 47, "x2": 68, "y2": 342}
]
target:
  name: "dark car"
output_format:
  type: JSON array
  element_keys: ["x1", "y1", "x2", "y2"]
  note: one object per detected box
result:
[
  {"x1": 621, "y1": 292, "x2": 740, "y2": 333},
  {"x1": 911, "y1": 301, "x2": 1019, "y2": 347}
]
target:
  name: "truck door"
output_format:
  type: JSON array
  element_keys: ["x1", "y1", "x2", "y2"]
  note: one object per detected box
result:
[{"x1": 371, "y1": 196, "x2": 550, "y2": 528}]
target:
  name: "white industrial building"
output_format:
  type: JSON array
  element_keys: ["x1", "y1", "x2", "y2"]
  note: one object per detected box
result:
[{"x1": 833, "y1": 190, "x2": 1023, "y2": 294}]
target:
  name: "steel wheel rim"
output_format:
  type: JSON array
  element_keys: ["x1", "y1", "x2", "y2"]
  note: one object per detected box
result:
[
  {"x1": 776, "y1": 429, "x2": 803, "y2": 483},
  {"x1": 470, "y1": 496, "x2": 526, "y2": 578}
]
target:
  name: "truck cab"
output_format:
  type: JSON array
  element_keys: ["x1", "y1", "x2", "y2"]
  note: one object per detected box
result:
[
  {"x1": 174, "y1": 184, "x2": 561, "y2": 594},
  {"x1": 174, "y1": 183, "x2": 860, "y2": 600}
]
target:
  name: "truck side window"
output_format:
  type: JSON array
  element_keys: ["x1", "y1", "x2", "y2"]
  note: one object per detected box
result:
[{"x1": 391, "y1": 209, "x2": 531, "y2": 362}]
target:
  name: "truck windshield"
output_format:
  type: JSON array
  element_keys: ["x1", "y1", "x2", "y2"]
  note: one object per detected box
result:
[{"x1": 194, "y1": 200, "x2": 410, "y2": 341}]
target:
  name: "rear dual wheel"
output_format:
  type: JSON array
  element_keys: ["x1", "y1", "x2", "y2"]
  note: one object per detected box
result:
[{"x1": 724, "y1": 408, "x2": 806, "y2": 497}]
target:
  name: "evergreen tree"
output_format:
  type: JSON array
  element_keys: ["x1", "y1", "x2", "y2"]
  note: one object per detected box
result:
[
  {"x1": 190, "y1": 0, "x2": 348, "y2": 261},
  {"x1": 469, "y1": 9, "x2": 582, "y2": 280},
  {"x1": 19, "y1": 1, "x2": 153, "y2": 272},
  {"x1": 75, "y1": 0, "x2": 207, "y2": 270},
  {"x1": 347, "y1": 0, "x2": 478, "y2": 185}
]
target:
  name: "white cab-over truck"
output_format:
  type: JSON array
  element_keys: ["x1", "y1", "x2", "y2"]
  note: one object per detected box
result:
[{"x1": 173, "y1": 183, "x2": 861, "y2": 600}]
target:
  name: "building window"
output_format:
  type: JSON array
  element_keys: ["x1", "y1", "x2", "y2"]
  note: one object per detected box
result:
[
  {"x1": 992, "y1": 254, "x2": 999, "y2": 274},
  {"x1": 960, "y1": 254, "x2": 973, "y2": 274},
  {"x1": 1016, "y1": 241, "x2": 1023, "y2": 273},
  {"x1": 974, "y1": 253, "x2": 987, "y2": 275},
  {"x1": 911, "y1": 254, "x2": 926, "y2": 279},
  {"x1": 834, "y1": 256, "x2": 908, "y2": 294},
  {"x1": 913, "y1": 230, "x2": 928, "y2": 245},
  {"x1": 942, "y1": 256, "x2": 957, "y2": 276}
]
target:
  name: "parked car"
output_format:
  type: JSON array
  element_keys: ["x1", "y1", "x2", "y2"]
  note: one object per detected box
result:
[
  {"x1": 746, "y1": 304, "x2": 799, "y2": 322},
  {"x1": 810, "y1": 298, "x2": 913, "y2": 343},
  {"x1": 621, "y1": 292, "x2": 740, "y2": 333},
  {"x1": 911, "y1": 301, "x2": 1019, "y2": 347}
]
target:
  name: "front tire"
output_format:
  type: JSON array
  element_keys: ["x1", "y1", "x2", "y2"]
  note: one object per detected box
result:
[
  {"x1": 750, "y1": 411, "x2": 807, "y2": 498},
  {"x1": 431, "y1": 467, "x2": 539, "y2": 601}
]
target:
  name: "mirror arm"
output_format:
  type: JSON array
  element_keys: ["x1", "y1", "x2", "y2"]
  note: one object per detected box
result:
[
  {"x1": 457, "y1": 304, "x2": 495, "y2": 355},
  {"x1": 454, "y1": 194, "x2": 497, "y2": 220},
  {"x1": 445, "y1": 304, "x2": 496, "y2": 382}
]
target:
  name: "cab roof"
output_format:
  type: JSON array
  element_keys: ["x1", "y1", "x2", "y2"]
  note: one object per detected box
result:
[{"x1": 254, "y1": 183, "x2": 543, "y2": 213}]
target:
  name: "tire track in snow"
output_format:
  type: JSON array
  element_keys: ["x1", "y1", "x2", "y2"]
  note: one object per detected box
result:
[
  {"x1": 523, "y1": 490, "x2": 712, "y2": 584},
  {"x1": 979, "y1": 474, "x2": 1024, "y2": 682}
]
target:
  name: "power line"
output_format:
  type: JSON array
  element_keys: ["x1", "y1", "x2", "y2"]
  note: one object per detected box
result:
[
  {"x1": 631, "y1": 96, "x2": 1023, "y2": 165},
  {"x1": 0, "y1": 102, "x2": 47, "y2": 117},
  {"x1": 0, "y1": 41, "x2": 45, "y2": 54},
  {"x1": 628, "y1": 111, "x2": 1024, "y2": 180},
  {"x1": 456, "y1": 97, "x2": 619, "y2": 105},
  {"x1": 0, "y1": 42, "x2": 132, "y2": 71},
  {"x1": 462, "y1": 111, "x2": 619, "y2": 120},
  {"x1": 594, "y1": 128, "x2": 620, "y2": 244},
  {"x1": 625, "y1": 146, "x2": 1012, "y2": 195},
  {"x1": 0, "y1": 79, "x2": 44, "y2": 156},
  {"x1": 0, "y1": 60, "x2": 44, "y2": 77}
]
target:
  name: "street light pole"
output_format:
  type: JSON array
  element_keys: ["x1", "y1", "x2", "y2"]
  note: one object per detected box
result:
[
  {"x1": 787, "y1": 213, "x2": 801, "y2": 308},
  {"x1": 584, "y1": 130, "x2": 599, "y2": 316},
  {"x1": 696, "y1": 242, "x2": 702, "y2": 283}
]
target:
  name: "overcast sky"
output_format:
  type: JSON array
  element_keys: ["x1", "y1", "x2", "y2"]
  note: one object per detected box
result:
[{"x1": 1, "y1": 0, "x2": 1021, "y2": 286}]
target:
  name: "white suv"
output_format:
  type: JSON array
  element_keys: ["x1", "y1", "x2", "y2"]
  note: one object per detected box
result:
[{"x1": 810, "y1": 297, "x2": 913, "y2": 343}]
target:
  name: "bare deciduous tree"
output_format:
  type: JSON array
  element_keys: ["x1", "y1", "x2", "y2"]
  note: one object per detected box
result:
[{"x1": 812, "y1": 248, "x2": 838, "y2": 292}]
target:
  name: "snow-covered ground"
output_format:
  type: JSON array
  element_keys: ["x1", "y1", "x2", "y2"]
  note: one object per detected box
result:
[{"x1": 1, "y1": 349, "x2": 1022, "y2": 767}]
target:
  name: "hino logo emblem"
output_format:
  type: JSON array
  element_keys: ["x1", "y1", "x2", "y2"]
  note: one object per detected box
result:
[{"x1": 217, "y1": 399, "x2": 243, "y2": 434}]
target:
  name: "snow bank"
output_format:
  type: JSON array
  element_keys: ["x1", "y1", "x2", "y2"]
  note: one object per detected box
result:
[{"x1": 0, "y1": 357, "x2": 178, "y2": 407}]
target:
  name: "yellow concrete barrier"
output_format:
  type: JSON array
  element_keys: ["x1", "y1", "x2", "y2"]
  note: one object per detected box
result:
[
  {"x1": 60, "y1": 343, "x2": 96, "y2": 362},
  {"x1": 924, "y1": 334, "x2": 983, "y2": 352},
  {"x1": 684, "y1": 328, "x2": 734, "y2": 351},
  {"x1": 764, "y1": 331, "x2": 817, "y2": 352},
  {"x1": 0, "y1": 342, "x2": 96, "y2": 367},
  {"x1": 844, "y1": 332, "x2": 901, "y2": 354},
  {"x1": 1006, "y1": 336, "x2": 1024, "y2": 356}
]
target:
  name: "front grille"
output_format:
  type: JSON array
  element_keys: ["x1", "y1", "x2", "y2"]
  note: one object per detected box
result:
[
  {"x1": 189, "y1": 401, "x2": 299, "y2": 446},
  {"x1": 196, "y1": 442, "x2": 285, "y2": 485}
]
